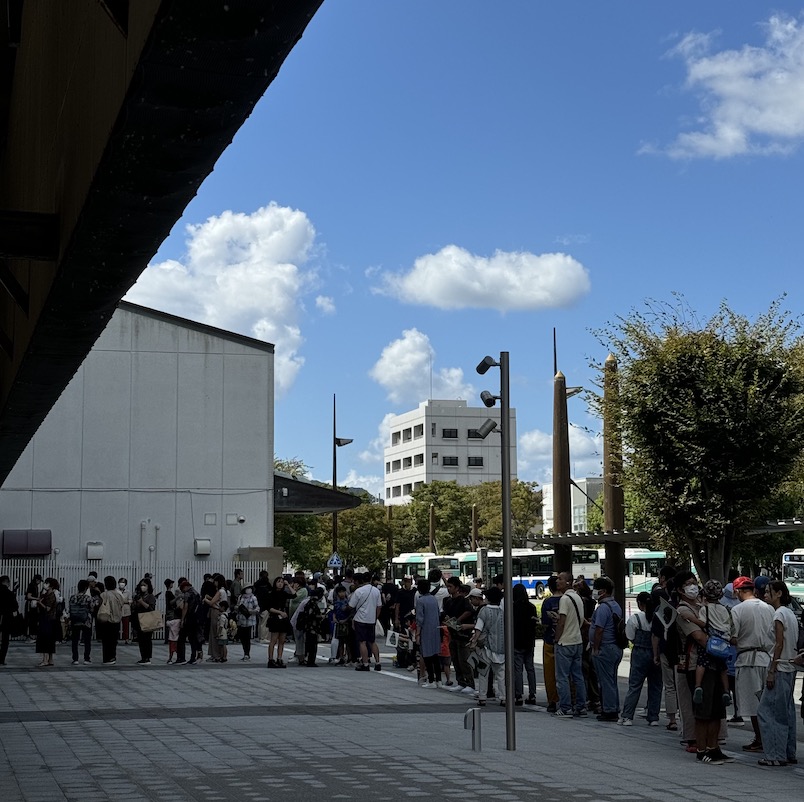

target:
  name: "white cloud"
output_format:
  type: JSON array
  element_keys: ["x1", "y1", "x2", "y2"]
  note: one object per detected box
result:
[
  {"x1": 126, "y1": 203, "x2": 316, "y2": 396},
  {"x1": 369, "y1": 329, "x2": 475, "y2": 405},
  {"x1": 518, "y1": 424, "x2": 602, "y2": 484},
  {"x1": 342, "y1": 469, "x2": 383, "y2": 500},
  {"x1": 315, "y1": 295, "x2": 336, "y2": 315},
  {"x1": 358, "y1": 413, "x2": 396, "y2": 465},
  {"x1": 647, "y1": 13, "x2": 804, "y2": 159},
  {"x1": 375, "y1": 245, "x2": 590, "y2": 311}
]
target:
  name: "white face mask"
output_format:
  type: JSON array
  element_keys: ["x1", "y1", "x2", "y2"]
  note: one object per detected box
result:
[
  {"x1": 683, "y1": 585, "x2": 700, "y2": 599},
  {"x1": 118, "y1": 583, "x2": 126, "y2": 590},
  {"x1": 591, "y1": 590, "x2": 601, "y2": 601},
  {"x1": 244, "y1": 590, "x2": 253, "y2": 596}
]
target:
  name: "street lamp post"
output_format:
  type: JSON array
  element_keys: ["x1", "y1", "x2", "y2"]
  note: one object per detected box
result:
[
  {"x1": 476, "y1": 351, "x2": 515, "y2": 752},
  {"x1": 331, "y1": 393, "x2": 353, "y2": 555}
]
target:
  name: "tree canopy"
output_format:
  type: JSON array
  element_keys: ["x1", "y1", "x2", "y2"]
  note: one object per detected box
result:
[{"x1": 592, "y1": 298, "x2": 804, "y2": 582}]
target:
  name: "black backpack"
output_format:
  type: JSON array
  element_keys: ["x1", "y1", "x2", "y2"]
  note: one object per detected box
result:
[{"x1": 605, "y1": 600, "x2": 629, "y2": 649}]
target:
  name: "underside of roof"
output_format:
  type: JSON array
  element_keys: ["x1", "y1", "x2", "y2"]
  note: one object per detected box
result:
[{"x1": 0, "y1": 0, "x2": 324, "y2": 482}]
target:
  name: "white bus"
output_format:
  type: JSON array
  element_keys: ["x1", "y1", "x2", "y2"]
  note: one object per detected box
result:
[
  {"x1": 389, "y1": 552, "x2": 459, "y2": 583},
  {"x1": 782, "y1": 549, "x2": 804, "y2": 601}
]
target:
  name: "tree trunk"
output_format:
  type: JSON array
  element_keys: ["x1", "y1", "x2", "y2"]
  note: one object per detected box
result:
[
  {"x1": 705, "y1": 535, "x2": 727, "y2": 584},
  {"x1": 687, "y1": 534, "x2": 708, "y2": 582}
]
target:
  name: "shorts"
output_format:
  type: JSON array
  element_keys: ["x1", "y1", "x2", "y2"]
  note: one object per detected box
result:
[
  {"x1": 268, "y1": 616, "x2": 291, "y2": 635},
  {"x1": 735, "y1": 665, "x2": 767, "y2": 717},
  {"x1": 686, "y1": 668, "x2": 726, "y2": 721},
  {"x1": 353, "y1": 621, "x2": 376, "y2": 645},
  {"x1": 695, "y1": 644, "x2": 726, "y2": 673}
]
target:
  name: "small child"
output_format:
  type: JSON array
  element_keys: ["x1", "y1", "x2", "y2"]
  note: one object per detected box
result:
[
  {"x1": 166, "y1": 617, "x2": 181, "y2": 663},
  {"x1": 439, "y1": 612, "x2": 453, "y2": 686},
  {"x1": 299, "y1": 588, "x2": 324, "y2": 666},
  {"x1": 216, "y1": 600, "x2": 230, "y2": 663},
  {"x1": 692, "y1": 580, "x2": 731, "y2": 708},
  {"x1": 332, "y1": 586, "x2": 352, "y2": 665}
]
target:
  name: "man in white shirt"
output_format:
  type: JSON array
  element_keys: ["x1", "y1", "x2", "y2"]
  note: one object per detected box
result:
[
  {"x1": 553, "y1": 572, "x2": 587, "y2": 718},
  {"x1": 349, "y1": 572, "x2": 382, "y2": 672},
  {"x1": 730, "y1": 576, "x2": 774, "y2": 753}
]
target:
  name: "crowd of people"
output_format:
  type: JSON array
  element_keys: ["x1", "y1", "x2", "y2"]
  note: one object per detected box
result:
[{"x1": 1, "y1": 562, "x2": 802, "y2": 771}]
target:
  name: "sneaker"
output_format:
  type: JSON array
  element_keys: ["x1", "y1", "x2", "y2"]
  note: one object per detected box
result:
[
  {"x1": 102, "y1": 660, "x2": 116, "y2": 665},
  {"x1": 515, "y1": 698, "x2": 524, "y2": 707},
  {"x1": 186, "y1": 660, "x2": 197, "y2": 665},
  {"x1": 546, "y1": 703, "x2": 557, "y2": 713},
  {"x1": 728, "y1": 715, "x2": 744, "y2": 725},
  {"x1": 596, "y1": 712, "x2": 619, "y2": 722},
  {"x1": 267, "y1": 659, "x2": 277, "y2": 668},
  {"x1": 406, "y1": 665, "x2": 416, "y2": 672},
  {"x1": 373, "y1": 663, "x2": 382, "y2": 671},
  {"x1": 621, "y1": 718, "x2": 633, "y2": 727},
  {"x1": 574, "y1": 709, "x2": 589, "y2": 718},
  {"x1": 71, "y1": 660, "x2": 79, "y2": 665},
  {"x1": 354, "y1": 664, "x2": 370, "y2": 672},
  {"x1": 83, "y1": 659, "x2": 91, "y2": 665},
  {"x1": 174, "y1": 659, "x2": 187, "y2": 665},
  {"x1": 696, "y1": 750, "x2": 724, "y2": 765},
  {"x1": 445, "y1": 680, "x2": 454, "y2": 686},
  {"x1": 708, "y1": 748, "x2": 735, "y2": 763},
  {"x1": 525, "y1": 696, "x2": 537, "y2": 705},
  {"x1": 648, "y1": 720, "x2": 660, "y2": 727},
  {"x1": 461, "y1": 686, "x2": 476, "y2": 695},
  {"x1": 241, "y1": 656, "x2": 250, "y2": 662},
  {"x1": 276, "y1": 660, "x2": 286, "y2": 668},
  {"x1": 136, "y1": 659, "x2": 151, "y2": 665},
  {"x1": 722, "y1": 693, "x2": 732, "y2": 707},
  {"x1": 553, "y1": 709, "x2": 572, "y2": 719},
  {"x1": 693, "y1": 687, "x2": 703, "y2": 704},
  {"x1": 421, "y1": 681, "x2": 439, "y2": 688}
]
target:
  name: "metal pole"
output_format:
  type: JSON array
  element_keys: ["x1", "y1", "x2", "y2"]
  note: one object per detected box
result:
[
  {"x1": 500, "y1": 351, "x2": 515, "y2": 751},
  {"x1": 332, "y1": 393, "x2": 338, "y2": 554},
  {"x1": 471, "y1": 503, "x2": 477, "y2": 551},
  {"x1": 429, "y1": 503, "x2": 435, "y2": 553}
]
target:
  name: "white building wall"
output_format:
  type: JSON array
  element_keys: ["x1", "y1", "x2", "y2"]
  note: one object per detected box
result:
[
  {"x1": 0, "y1": 304, "x2": 274, "y2": 563},
  {"x1": 541, "y1": 477, "x2": 603, "y2": 533},
  {"x1": 383, "y1": 399, "x2": 517, "y2": 505}
]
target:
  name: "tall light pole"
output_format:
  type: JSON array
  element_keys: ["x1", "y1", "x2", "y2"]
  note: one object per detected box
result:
[
  {"x1": 332, "y1": 393, "x2": 353, "y2": 554},
  {"x1": 477, "y1": 352, "x2": 515, "y2": 751}
]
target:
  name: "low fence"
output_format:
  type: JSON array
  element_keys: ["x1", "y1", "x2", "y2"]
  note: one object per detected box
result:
[{"x1": 1, "y1": 559, "x2": 271, "y2": 640}]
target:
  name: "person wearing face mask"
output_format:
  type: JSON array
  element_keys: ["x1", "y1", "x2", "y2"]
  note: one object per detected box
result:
[
  {"x1": 588, "y1": 577, "x2": 623, "y2": 722},
  {"x1": 35, "y1": 578, "x2": 60, "y2": 667},
  {"x1": 132, "y1": 578, "x2": 157, "y2": 665},
  {"x1": 118, "y1": 578, "x2": 132, "y2": 644},
  {"x1": 236, "y1": 585, "x2": 259, "y2": 661}
]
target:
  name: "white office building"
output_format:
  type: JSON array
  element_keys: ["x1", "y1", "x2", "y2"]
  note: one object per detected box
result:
[
  {"x1": 383, "y1": 399, "x2": 517, "y2": 505},
  {"x1": 541, "y1": 477, "x2": 603, "y2": 534}
]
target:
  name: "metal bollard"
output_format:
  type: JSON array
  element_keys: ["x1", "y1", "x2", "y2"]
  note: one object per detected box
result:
[{"x1": 464, "y1": 707, "x2": 482, "y2": 752}]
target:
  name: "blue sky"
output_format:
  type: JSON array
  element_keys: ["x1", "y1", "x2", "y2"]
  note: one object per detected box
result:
[{"x1": 127, "y1": 2, "x2": 804, "y2": 498}]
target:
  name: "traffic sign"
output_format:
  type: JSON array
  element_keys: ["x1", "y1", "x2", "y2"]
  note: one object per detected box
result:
[{"x1": 327, "y1": 552, "x2": 343, "y2": 569}]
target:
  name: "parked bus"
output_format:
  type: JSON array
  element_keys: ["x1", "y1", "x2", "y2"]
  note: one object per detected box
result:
[
  {"x1": 782, "y1": 549, "x2": 804, "y2": 601},
  {"x1": 622, "y1": 548, "x2": 667, "y2": 594},
  {"x1": 389, "y1": 552, "x2": 459, "y2": 582}
]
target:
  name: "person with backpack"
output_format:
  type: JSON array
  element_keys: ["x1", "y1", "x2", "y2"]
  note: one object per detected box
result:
[
  {"x1": 69, "y1": 579, "x2": 94, "y2": 665},
  {"x1": 589, "y1": 576, "x2": 624, "y2": 722}
]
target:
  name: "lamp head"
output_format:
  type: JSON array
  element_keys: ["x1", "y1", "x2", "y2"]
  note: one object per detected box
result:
[
  {"x1": 476, "y1": 355, "x2": 498, "y2": 375},
  {"x1": 480, "y1": 389, "x2": 497, "y2": 408},
  {"x1": 476, "y1": 418, "x2": 498, "y2": 439}
]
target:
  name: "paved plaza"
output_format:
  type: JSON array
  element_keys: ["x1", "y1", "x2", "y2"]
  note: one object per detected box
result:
[{"x1": 1, "y1": 638, "x2": 803, "y2": 801}]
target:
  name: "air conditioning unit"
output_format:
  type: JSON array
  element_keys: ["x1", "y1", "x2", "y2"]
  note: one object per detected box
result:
[
  {"x1": 86, "y1": 542, "x2": 104, "y2": 560},
  {"x1": 194, "y1": 538, "x2": 212, "y2": 557}
]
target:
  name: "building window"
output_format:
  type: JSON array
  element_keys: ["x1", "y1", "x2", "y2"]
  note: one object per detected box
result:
[
  {"x1": 386, "y1": 488, "x2": 391, "y2": 499},
  {"x1": 431, "y1": 452, "x2": 438, "y2": 465},
  {"x1": 442, "y1": 456, "x2": 459, "y2": 467},
  {"x1": 468, "y1": 456, "x2": 484, "y2": 467},
  {"x1": 392, "y1": 485, "x2": 402, "y2": 497},
  {"x1": 414, "y1": 453, "x2": 424, "y2": 466},
  {"x1": 403, "y1": 427, "x2": 412, "y2": 442},
  {"x1": 385, "y1": 462, "x2": 390, "y2": 474},
  {"x1": 414, "y1": 481, "x2": 424, "y2": 490},
  {"x1": 414, "y1": 424, "x2": 424, "y2": 439},
  {"x1": 467, "y1": 428, "x2": 483, "y2": 439},
  {"x1": 391, "y1": 431, "x2": 401, "y2": 446},
  {"x1": 431, "y1": 422, "x2": 436, "y2": 436},
  {"x1": 392, "y1": 459, "x2": 401, "y2": 472},
  {"x1": 403, "y1": 483, "x2": 413, "y2": 495},
  {"x1": 403, "y1": 457, "x2": 412, "y2": 469},
  {"x1": 442, "y1": 428, "x2": 458, "y2": 439}
]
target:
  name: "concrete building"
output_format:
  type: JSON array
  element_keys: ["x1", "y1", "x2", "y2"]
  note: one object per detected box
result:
[
  {"x1": 383, "y1": 400, "x2": 517, "y2": 505},
  {"x1": 0, "y1": 302, "x2": 275, "y2": 563},
  {"x1": 541, "y1": 477, "x2": 604, "y2": 534}
]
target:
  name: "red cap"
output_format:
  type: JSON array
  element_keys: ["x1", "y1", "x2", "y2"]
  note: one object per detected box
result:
[{"x1": 732, "y1": 576, "x2": 754, "y2": 591}]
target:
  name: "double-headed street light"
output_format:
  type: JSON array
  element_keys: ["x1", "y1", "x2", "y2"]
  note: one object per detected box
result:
[
  {"x1": 332, "y1": 393, "x2": 353, "y2": 554},
  {"x1": 476, "y1": 351, "x2": 515, "y2": 752}
]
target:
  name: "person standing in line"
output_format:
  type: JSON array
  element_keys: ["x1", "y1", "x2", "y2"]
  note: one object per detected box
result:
[
  {"x1": 730, "y1": 575, "x2": 774, "y2": 754},
  {"x1": 266, "y1": 576, "x2": 292, "y2": 667},
  {"x1": 230, "y1": 569, "x2": 244, "y2": 608},
  {"x1": 589, "y1": 577, "x2": 624, "y2": 722},
  {"x1": 203, "y1": 574, "x2": 227, "y2": 663},
  {"x1": 649, "y1": 565, "x2": 680, "y2": 732},
  {"x1": 574, "y1": 579, "x2": 601, "y2": 714},
  {"x1": 620, "y1": 591, "x2": 662, "y2": 726},
  {"x1": 177, "y1": 579, "x2": 202, "y2": 665},
  {"x1": 511, "y1": 583, "x2": 538, "y2": 706},
  {"x1": 132, "y1": 577, "x2": 157, "y2": 665},
  {"x1": 756, "y1": 580, "x2": 798, "y2": 767},
  {"x1": 288, "y1": 575, "x2": 309, "y2": 664},
  {"x1": 25, "y1": 574, "x2": 42, "y2": 640},
  {"x1": 540, "y1": 575, "x2": 562, "y2": 713},
  {"x1": 236, "y1": 585, "x2": 259, "y2": 662},
  {"x1": 553, "y1": 572, "x2": 587, "y2": 718},
  {"x1": 35, "y1": 578, "x2": 60, "y2": 667},
  {"x1": 471, "y1": 586, "x2": 506, "y2": 706},
  {"x1": 118, "y1": 578, "x2": 132, "y2": 644},
  {"x1": 442, "y1": 577, "x2": 475, "y2": 692},
  {"x1": 349, "y1": 572, "x2": 382, "y2": 672},
  {"x1": 0, "y1": 575, "x2": 20, "y2": 665},
  {"x1": 253, "y1": 570, "x2": 272, "y2": 643},
  {"x1": 97, "y1": 576, "x2": 125, "y2": 665},
  {"x1": 415, "y1": 578, "x2": 442, "y2": 687},
  {"x1": 68, "y1": 580, "x2": 93, "y2": 665}
]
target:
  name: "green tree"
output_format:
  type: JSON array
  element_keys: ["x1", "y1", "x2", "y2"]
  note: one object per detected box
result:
[
  {"x1": 403, "y1": 481, "x2": 473, "y2": 553},
  {"x1": 321, "y1": 497, "x2": 394, "y2": 573},
  {"x1": 470, "y1": 480, "x2": 543, "y2": 548},
  {"x1": 593, "y1": 298, "x2": 804, "y2": 582},
  {"x1": 274, "y1": 514, "x2": 328, "y2": 572}
]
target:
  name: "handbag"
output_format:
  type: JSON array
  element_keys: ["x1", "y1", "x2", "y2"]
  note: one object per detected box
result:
[
  {"x1": 97, "y1": 597, "x2": 112, "y2": 623},
  {"x1": 386, "y1": 630, "x2": 400, "y2": 648},
  {"x1": 138, "y1": 609, "x2": 164, "y2": 633}
]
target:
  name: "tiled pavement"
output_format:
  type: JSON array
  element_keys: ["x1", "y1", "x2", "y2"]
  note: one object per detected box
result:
[{"x1": 1, "y1": 638, "x2": 803, "y2": 801}]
